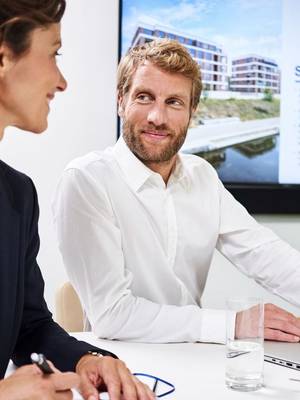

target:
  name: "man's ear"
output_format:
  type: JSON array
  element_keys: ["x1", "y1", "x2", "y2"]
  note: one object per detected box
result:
[
  {"x1": 189, "y1": 106, "x2": 197, "y2": 120},
  {"x1": 0, "y1": 44, "x2": 16, "y2": 78},
  {"x1": 118, "y1": 95, "x2": 125, "y2": 118}
]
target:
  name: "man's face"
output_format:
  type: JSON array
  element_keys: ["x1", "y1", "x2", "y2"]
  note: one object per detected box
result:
[{"x1": 119, "y1": 61, "x2": 192, "y2": 164}]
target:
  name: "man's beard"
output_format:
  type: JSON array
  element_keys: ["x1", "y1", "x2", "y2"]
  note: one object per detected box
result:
[{"x1": 122, "y1": 120, "x2": 189, "y2": 164}]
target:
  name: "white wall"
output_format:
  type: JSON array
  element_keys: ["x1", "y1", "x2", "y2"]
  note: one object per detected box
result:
[{"x1": 1, "y1": 0, "x2": 300, "y2": 318}]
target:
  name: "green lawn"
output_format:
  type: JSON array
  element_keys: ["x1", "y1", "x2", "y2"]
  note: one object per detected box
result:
[{"x1": 191, "y1": 98, "x2": 280, "y2": 127}]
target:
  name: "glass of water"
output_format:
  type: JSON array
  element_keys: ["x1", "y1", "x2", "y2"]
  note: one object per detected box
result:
[{"x1": 225, "y1": 297, "x2": 264, "y2": 391}]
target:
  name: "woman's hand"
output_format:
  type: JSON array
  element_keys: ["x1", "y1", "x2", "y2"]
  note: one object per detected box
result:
[
  {"x1": 76, "y1": 354, "x2": 155, "y2": 400},
  {"x1": 0, "y1": 364, "x2": 79, "y2": 400}
]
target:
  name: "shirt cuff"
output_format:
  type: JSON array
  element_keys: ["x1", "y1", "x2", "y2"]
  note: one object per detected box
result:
[{"x1": 199, "y1": 309, "x2": 236, "y2": 344}]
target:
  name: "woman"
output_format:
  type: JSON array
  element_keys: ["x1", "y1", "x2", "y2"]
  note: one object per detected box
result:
[{"x1": 0, "y1": 1, "x2": 153, "y2": 399}]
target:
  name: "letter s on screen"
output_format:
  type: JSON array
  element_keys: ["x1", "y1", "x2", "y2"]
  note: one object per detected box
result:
[{"x1": 296, "y1": 66, "x2": 300, "y2": 77}]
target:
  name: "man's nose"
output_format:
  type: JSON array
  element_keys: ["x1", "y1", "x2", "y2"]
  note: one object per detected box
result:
[{"x1": 147, "y1": 103, "x2": 167, "y2": 127}]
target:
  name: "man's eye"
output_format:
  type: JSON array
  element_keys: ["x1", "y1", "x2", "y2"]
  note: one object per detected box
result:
[
  {"x1": 136, "y1": 94, "x2": 152, "y2": 102},
  {"x1": 168, "y1": 99, "x2": 183, "y2": 107}
]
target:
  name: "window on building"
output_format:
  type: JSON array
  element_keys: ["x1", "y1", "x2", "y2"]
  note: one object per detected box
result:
[{"x1": 142, "y1": 28, "x2": 153, "y2": 36}]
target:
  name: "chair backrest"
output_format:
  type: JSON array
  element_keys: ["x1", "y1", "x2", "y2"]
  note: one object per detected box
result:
[{"x1": 55, "y1": 282, "x2": 84, "y2": 332}]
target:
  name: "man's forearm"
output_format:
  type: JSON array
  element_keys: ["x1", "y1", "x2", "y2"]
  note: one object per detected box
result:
[{"x1": 89, "y1": 294, "x2": 234, "y2": 343}]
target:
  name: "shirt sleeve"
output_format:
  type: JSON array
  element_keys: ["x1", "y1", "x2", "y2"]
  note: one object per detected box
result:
[
  {"x1": 53, "y1": 168, "x2": 235, "y2": 344},
  {"x1": 216, "y1": 180, "x2": 300, "y2": 307}
]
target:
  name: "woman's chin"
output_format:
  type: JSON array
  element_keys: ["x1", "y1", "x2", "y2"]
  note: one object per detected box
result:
[
  {"x1": 16, "y1": 121, "x2": 48, "y2": 134},
  {"x1": 32, "y1": 125, "x2": 47, "y2": 134}
]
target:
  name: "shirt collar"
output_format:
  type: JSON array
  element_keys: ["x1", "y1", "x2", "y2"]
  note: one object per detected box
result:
[
  {"x1": 113, "y1": 136, "x2": 191, "y2": 192},
  {"x1": 113, "y1": 136, "x2": 154, "y2": 192},
  {"x1": 169, "y1": 153, "x2": 191, "y2": 190}
]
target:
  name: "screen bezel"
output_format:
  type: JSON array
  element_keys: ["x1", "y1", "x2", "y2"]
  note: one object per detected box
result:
[{"x1": 117, "y1": 0, "x2": 300, "y2": 214}]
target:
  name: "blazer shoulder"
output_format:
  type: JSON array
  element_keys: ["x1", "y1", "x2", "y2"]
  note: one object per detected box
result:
[
  {"x1": 0, "y1": 160, "x2": 36, "y2": 211},
  {"x1": 0, "y1": 159, "x2": 33, "y2": 184}
]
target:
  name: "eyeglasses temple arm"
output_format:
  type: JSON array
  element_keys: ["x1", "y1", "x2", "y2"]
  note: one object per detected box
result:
[{"x1": 153, "y1": 378, "x2": 158, "y2": 394}]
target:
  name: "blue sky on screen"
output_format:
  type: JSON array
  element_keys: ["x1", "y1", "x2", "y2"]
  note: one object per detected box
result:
[{"x1": 121, "y1": 0, "x2": 282, "y2": 65}]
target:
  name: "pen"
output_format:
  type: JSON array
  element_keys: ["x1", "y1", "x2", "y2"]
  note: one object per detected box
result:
[{"x1": 31, "y1": 352, "x2": 54, "y2": 374}]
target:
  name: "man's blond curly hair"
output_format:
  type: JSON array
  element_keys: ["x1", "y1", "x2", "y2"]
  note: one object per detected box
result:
[{"x1": 117, "y1": 39, "x2": 202, "y2": 110}]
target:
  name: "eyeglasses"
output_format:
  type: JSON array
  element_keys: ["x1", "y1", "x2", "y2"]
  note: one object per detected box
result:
[{"x1": 133, "y1": 373, "x2": 175, "y2": 398}]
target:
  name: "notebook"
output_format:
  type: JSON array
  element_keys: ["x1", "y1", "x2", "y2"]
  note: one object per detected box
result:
[{"x1": 264, "y1": 341, "x2": 300, "y2": 370}]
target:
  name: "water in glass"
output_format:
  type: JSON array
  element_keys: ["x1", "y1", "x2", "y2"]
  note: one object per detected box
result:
[{"x1": 226, "y1": 339, "x2": 264, "y2": 391}]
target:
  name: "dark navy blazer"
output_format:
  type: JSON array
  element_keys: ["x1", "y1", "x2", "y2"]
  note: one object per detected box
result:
[{"x1": 0, "y1": 160, "x2": 116, "y2": 378}]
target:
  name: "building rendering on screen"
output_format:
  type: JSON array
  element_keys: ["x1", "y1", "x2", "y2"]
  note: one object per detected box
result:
[
  {"x1": 131, "y1": 23, "x2": 229, "y2": 91},
  {"x1": 230, "y1": 55, "x2": 280, "y2": 94}
]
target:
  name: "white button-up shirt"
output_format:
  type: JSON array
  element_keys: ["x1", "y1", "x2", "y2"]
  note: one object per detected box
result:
[{"x1": 53, "y1": 137, "x2": 300, "y2": 343}]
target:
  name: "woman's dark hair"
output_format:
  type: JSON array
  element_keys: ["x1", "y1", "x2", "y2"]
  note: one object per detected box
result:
[{"x1": 0, "y1": 0, "x2": 66, "y2": 56}]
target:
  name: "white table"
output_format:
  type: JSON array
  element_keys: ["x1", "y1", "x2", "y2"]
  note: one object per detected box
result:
[
  {"x1": 6, "y1": 332, "x2": 300, "y2": 399},
  {"x1": 69, "y1": 333, "x2": 300, "y2": 399}
]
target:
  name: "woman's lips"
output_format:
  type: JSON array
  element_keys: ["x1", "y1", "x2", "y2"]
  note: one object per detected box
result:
[{"x1": 46, "y1": 94, "x2": 55, "y2": 104}]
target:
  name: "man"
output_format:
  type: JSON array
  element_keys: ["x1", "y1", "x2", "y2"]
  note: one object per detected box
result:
[{"x1": 53, "y1": 39, "x2": 300, "y2": 344}]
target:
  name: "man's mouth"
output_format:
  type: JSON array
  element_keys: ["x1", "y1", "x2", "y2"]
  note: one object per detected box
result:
[{"x1": 141, "y1": 130, "x2": 170, "y2": 142}]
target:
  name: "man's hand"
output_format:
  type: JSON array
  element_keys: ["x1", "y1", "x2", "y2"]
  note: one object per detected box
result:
[
  {"x1": 264, "y1": 303, "x2": 300, "y2": 342},
  {"x1": 76, "y1": 354, "x2": 155, "y2": 400},
  {"x1": 0, "y1": 364, "x2": 79, "y2": 400},
  {"x1": 235, "y1": 303, "x2": 300, "y2": 342}
]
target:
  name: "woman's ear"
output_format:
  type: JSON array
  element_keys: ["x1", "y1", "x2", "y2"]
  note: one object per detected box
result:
[{"x1": 0, "y1": 44, "x2": 15, "y2": 78}]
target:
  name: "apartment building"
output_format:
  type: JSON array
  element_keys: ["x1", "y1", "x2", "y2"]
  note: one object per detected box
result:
[
  {"x1": 230, "y1": 55, "x2": 280, "y2": 93},
  {"x1": 130, "y1": 23, "x2": 228, "y2": 91}
]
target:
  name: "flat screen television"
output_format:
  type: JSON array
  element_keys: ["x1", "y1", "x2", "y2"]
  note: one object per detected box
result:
[{"x1": 118, "y1": 0, "x2": 300, "y2": 213}]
